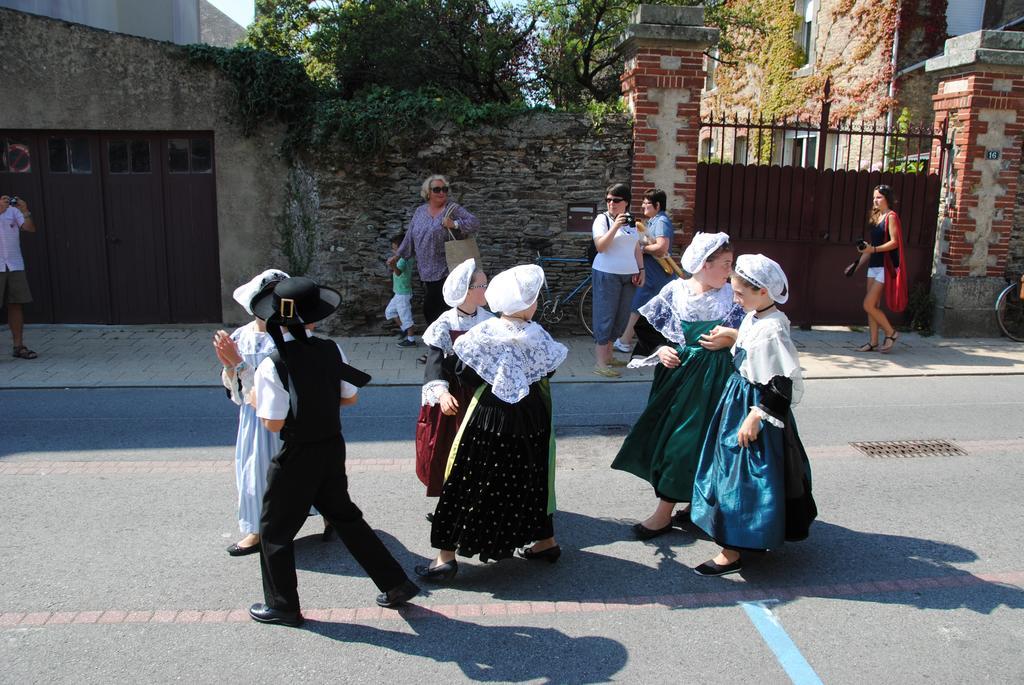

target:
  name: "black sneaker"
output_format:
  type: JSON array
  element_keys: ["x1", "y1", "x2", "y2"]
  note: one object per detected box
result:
[
  {"x1": 397, "y1": 338, "x2": 417, "y2": 347},
  {"x1": 376, "y1": 579, "x2": 421, "y2": 608}
]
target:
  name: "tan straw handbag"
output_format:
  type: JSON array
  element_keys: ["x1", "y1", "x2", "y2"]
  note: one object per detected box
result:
[{"x1": 442, "y1": 203, "x2": 482, "y2": 270}]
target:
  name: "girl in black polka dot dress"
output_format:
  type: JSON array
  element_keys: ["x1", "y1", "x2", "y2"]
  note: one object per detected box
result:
[{"x1": 415, "y1": 265, "x2": 569, "y2": 580}]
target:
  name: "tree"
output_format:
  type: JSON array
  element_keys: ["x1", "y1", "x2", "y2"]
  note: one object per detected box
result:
[
  {"x1": 527, "y1": 0, "x2": 764, "y2": 108},
  {"x1": 246, "y1": 0, "x2": 536, "y2": 103},
  {"x1": 246, "y1": 0, "x2": 333, "y2": 82}
]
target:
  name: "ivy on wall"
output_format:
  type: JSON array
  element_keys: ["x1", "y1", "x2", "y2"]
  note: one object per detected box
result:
[
  {"x1": 185, "y1": 44, "x2": 547, "y2": 160},
  {"x1": 704, "y1": 0, "x2": 905, "y2": 124}
]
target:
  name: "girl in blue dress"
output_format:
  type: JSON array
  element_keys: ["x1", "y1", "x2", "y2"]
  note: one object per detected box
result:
[
  {"x1": 214, "y1": 271, "x2": 335, "y2": 555},
  {"x1": 214, "y1": 269, "x2": 289, "y2": 556},
  {"x1": 690, "y1": 254, "x2": 817, "y2": 577}
]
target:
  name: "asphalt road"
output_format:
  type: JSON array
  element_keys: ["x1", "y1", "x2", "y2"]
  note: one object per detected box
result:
[{"x1": 2, "y1": 376, "x2": 1023, "y2": 684}]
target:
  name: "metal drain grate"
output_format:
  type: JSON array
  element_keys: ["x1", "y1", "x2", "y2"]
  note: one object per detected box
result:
[{"x1": 850, "y1": 439, "x2": 967, "y2": 458}]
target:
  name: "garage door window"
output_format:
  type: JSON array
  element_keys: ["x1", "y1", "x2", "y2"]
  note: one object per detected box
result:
[
  {"x1": 168, "y1": 138, "x2": 213, "y2": 174},
  {"x1": 109, "y1": 140, "x2": 152, "y2": 174},
  {"x1": 48, "y1": 138, "x2": 92, "y2": 174}
]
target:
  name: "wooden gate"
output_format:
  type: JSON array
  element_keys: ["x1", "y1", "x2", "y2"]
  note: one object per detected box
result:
[
  {"x1": 694, "y1": 87, "x2": 948, "y2": 326},
  {"x1": 0, "y1": 131, "x2": 221, "y2": 324}
]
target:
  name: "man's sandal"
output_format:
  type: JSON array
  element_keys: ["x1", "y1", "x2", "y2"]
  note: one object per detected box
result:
[
  {"x1": 12, "y1": 345, "x2": 38, "y2": 359},
  {"x1": 856, "y1": 342, "x2": 877, "y2": 352}
]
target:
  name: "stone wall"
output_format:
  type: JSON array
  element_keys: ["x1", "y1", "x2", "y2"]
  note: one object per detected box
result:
[
  {"x1": 0, "y1": 7, "x2": 288, "y2": 322},
  {"x1": 1013, "y1": 146, "x2": 1024, "y2": 276},
  {"x1": 304, "y1": 113, "x2": 633, "y2": 335},
  {"x1": 1, "y1": 8, "x2": 633, "y2": 334}
]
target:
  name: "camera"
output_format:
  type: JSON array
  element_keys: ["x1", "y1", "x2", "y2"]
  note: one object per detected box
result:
[
  {"x1": 856, "y1": 239, "x2": 868, "y2": 250},
  {"x1": 7, "y1": 196, "x2": 18, "y2": 207},
  {"x1": 622, "y1": 212, "x2": 636, "y2": 227}
]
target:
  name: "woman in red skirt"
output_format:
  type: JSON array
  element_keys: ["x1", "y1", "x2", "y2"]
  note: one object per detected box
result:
[{"x1": 415, "y1": 258, "x2": 493, "y2": 512}]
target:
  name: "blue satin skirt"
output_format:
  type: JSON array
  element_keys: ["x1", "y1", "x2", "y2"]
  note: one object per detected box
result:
[{"x1": 691, "y1": 370, "x2": 789, "y2": 551}]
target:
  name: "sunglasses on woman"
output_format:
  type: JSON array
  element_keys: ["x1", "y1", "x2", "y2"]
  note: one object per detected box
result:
[
  {"x1": 606, "y1": 197, "x2": 625, "y2": 203},
  {"x1": 431, "y1": 186, "x2": 450, "y2": 194}
]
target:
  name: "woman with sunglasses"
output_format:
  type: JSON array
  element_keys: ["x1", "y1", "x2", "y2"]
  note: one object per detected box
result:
[
  {"x1": 591, "y1": 183, "x2": 644, "y2": 377},
  {"x1": 390, "y1": 174, "x2": 480, "y2": 332},
  {"x1": 852, "y1": 185, "x2": 905, "y2": 353}
]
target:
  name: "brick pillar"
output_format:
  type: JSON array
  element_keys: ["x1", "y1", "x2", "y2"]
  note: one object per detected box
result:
[
  {"x1": 926, "y1": 31, "x2": 1024, "y2": 335},
  {"x1": 617, "y1": 5, "x2": 718, "y2": 235}
]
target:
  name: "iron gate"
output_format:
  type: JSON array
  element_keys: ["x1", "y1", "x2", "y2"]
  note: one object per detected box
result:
[{"x1": 694, "y1": 84, "x2": 949, "y2": 326}]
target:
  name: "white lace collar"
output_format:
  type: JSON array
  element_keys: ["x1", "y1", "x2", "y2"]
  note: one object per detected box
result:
[
  {"x1": 453, "y1": 317, "x2": 568, "y2": 404},
  {"x1": 734, "y1": 310, "x2": 804, "y2": 405},
  {"x1": 422, "y1": 306, "x2": 494, "y2": 355},
  {"x1": 638, "y1": 280, "x2": 737, "y2": 344},
  {"x1": 231, "y1": 320, "x2": 276, "y2": 356}
]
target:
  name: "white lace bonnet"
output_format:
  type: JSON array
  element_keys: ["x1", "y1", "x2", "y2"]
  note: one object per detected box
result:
[
  {"x1": 485, "y1": 264, "x2": 545, "y2": 314},
  {"x1": 734, "y1": 254, "x2": 790, "y2": 304},
  {"x1": 443, "y1": 258, "x2": 477, "y2": 307},
  {"x1": 681, "y1": 232, "x2": 730, "y2": 274},
  {"x1": 232, "y1": 269, "x2": 290, "y2": 316}
]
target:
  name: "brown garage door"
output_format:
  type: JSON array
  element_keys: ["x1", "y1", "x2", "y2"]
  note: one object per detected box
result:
[{"x1": 0, "y1": 131, "x2": 220, "y2": 324}]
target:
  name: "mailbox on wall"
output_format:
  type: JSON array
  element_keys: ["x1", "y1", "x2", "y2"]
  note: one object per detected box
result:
[{"x1": 567, "y1": 203, "x2": 598, "y2": 233}]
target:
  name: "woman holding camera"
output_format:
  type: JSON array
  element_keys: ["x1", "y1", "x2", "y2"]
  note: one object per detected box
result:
[
  {"x1": 591, "y1": 183, "x2": 644, "y2": 378},
  {"x1": 614, "y1": 188, "x2": 677, "y2": 353},
  {"x1": 854, "y1": 185, "x2": 904, "y2": 354}
]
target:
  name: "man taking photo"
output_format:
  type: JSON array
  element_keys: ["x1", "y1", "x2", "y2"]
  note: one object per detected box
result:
[{"x1": 1, "y1": 194, "x2": 38, "y2": 359}]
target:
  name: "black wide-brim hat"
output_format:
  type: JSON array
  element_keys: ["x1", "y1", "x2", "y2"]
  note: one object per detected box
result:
[{"x1": 251, "y1": 276, "x2": 341, "y2": 325}]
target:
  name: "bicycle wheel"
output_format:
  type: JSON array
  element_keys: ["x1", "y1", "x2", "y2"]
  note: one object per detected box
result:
[
  {"x1": 578, "y1": 284, "x2": 593, "y2": 336},
  {"x1": 540, "y1": 298, "x2": 564, "y2": 325},
  {"x1": 996, "y1": 282, "x2": 1024, "y2": 341}
]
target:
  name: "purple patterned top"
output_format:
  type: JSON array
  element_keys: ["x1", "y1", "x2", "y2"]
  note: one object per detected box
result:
[{"x1": 396, "y1": 203, "x2": 480, "y2": 282}]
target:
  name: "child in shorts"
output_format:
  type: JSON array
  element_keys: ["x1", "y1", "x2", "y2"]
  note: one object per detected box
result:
[{"x1": 386, "y1": 233, "x2": 417, "y2": 347}]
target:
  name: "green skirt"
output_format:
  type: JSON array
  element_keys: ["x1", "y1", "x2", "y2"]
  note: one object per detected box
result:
[{"x1": 611, "y1": 319, "x2": 734, "y2": 502}]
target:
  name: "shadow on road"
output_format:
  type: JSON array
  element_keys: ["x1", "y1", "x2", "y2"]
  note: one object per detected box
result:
[
  {"x1": 297, "y1": 512, "x2": 1024, "y2": 616},
  {"x1": 303, "y1": 615, "x2": 629, "y2": 684}
]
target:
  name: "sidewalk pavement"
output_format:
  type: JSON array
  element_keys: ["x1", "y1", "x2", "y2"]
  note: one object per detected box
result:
[{"x1": 1, "y1": 323, "x2": 1022, "y2": 389}]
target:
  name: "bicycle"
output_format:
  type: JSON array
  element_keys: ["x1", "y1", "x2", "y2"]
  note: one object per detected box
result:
[
  {"x1": 995, "y1": 274, "x2": 1024, "y2": 342},
  {"x1": 533, "y1": 251, "x2": 593, "y2": 336}
]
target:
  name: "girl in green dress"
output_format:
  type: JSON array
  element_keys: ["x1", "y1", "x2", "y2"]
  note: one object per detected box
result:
[{"x1": 611, "y1": 233, "x2": 743, "y2": 539}]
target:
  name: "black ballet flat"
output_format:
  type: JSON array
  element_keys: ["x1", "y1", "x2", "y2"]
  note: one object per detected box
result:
[
  {"x1": 519, "y1": 545, "x2": 562, "y2": 563},
  {"x1": 226, "y1": 542, "x2": 260, "y2": 557},
  {"x1": 632, "y1": 522, "x2": 673, "y2": 540},
  {"x1": 672, "y1": 509, "x2": 692, "y2": 528},
  {"x1": 414, "y1": 559, "x2": 458, "y2": 581},
  {"x1": 693, "y1": 558, "x2": 743, "y2": 577}
]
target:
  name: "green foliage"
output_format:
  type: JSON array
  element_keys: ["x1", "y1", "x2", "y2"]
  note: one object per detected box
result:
[
  {"x1": 313, "y1": 87, "x2": 543, "y2": 158},
  {"x1": 753, "y1": 0, "x2": 805, "y2": 121},
  {"x1": 529, "y1": 0, "x2": 764, "y2": 108},
  {"x1": 246, "y1": 0, "x2": 536, "y2": 104},
  {"x1": 907, "y1": 282, "x2": 934, "y2": 335},
  {"x1": 886, "y1": 107, "x2": 927, "y2": 174},
  {"x1": 584, "y1": 98, "x2": 629, "y2": 132},
  {"x1": 186, "y1": 44, "x2": 316, "y2": 139},
  {"x1": 186, "y1": 46, "x2": 542, "y2": 159},
  {"x1": 245, "y1": 0, "x2": 332, "y2": 82}
]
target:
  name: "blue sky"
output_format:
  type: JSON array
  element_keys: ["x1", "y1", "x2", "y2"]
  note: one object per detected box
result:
[{"x1": 207, "y1": 0, "x2": 254, "y2": 27}]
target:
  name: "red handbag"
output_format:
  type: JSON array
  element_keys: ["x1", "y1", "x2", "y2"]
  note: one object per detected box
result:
[{"x1": 883, "y1": 212, "x2": 908, "y2": 312}]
